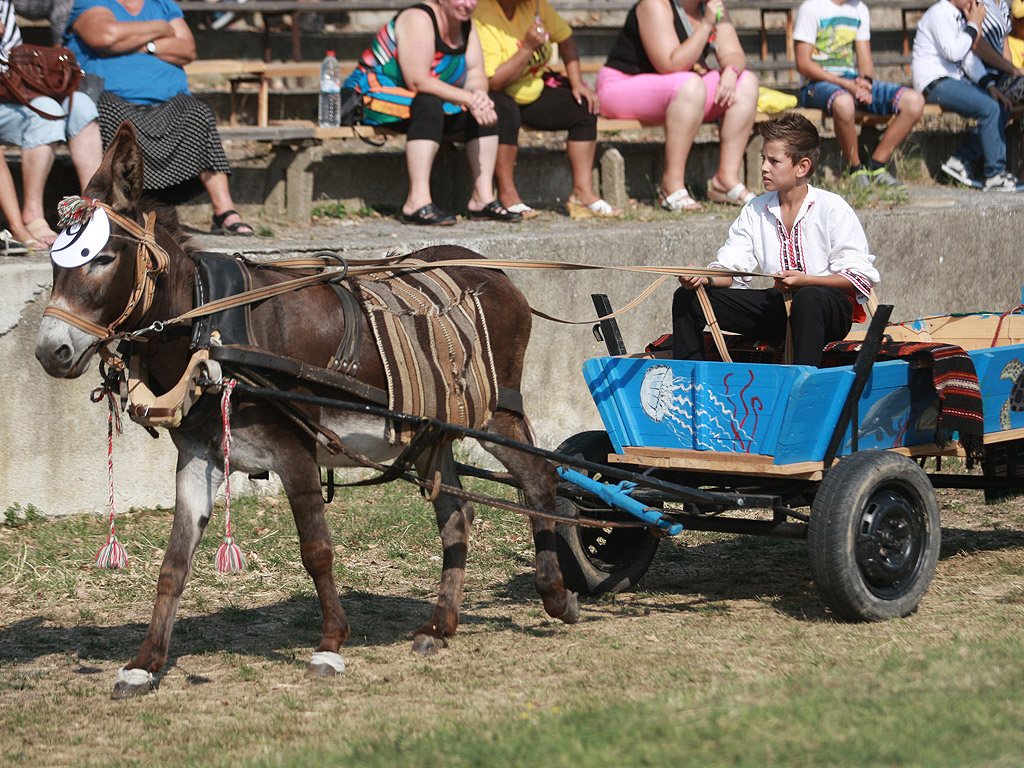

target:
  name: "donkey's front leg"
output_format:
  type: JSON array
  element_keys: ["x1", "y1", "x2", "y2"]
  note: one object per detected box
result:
[
  {"x1": 111, "y1": 450, "x2": 222, "y2": 699},
  {"x1": 412, "y1": 445, "x2": 474, "y2": 656},
  {"x1": 279, "y1": 459, "x2": 350, "y2": 677}
]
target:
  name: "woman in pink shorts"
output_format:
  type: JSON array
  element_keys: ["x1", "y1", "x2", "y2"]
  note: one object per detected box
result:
[{"x1": 597, "y1": 0, "x2": 758, "y2": 211}]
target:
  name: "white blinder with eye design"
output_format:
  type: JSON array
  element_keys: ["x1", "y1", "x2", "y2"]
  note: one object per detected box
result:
[{"x1": 51, "y1": 207, "x2": 111, "y2": 269}]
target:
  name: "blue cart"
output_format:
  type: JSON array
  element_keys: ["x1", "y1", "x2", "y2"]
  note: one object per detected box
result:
[{"x1": 552, "y1": 299, "x2": 1024, "y2": 622}]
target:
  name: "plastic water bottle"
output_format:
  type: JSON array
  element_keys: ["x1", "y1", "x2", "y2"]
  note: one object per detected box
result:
[{"x1": 318, "y1": 50, "x2": 342, "y2": 128}]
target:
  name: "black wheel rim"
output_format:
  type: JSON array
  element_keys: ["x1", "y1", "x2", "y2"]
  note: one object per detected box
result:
[
  {"x1": 577, "y1": 523, "x2": 654, "y2": 574},
  {"x1": 854, "y1": 483, "x2": 928, "y2": 599}
]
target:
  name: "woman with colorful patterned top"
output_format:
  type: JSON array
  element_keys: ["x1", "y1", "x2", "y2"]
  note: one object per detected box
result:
[{"x1": 345, "y1": 0, "x2": 521, "y2": 224}]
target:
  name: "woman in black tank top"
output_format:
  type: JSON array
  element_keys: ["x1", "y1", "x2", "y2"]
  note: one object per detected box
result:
[{"x1": 597, "y1": 0, "x2": 759, "y2": 212}]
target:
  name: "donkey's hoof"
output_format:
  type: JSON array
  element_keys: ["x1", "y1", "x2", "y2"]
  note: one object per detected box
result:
[
  {"x1": 307, "y1": 651, "x2": 346, "y2": 678},
  {"x1": 111, "y1": 667, "x2": 154, "y2": 699},
  {"x1": 559, "y1": 591, "x2": 581, "y2": 625},
  {"x1": 412, "y1": 634, "x2": 446, "y2": 656}
]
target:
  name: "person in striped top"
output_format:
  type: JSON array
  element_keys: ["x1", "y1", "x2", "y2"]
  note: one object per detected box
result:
[{"x1": 671, "y1": 114, "x2": 878, "y2": 368}]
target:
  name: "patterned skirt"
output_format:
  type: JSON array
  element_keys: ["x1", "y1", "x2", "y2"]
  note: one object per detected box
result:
[{"x1": 97, "y1": 91, "x2": 232, "y2": 204}]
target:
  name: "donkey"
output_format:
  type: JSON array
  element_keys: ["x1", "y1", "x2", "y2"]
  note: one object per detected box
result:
[{"x1": 35, "y1": 122, "x2": 579, "y2": 699}]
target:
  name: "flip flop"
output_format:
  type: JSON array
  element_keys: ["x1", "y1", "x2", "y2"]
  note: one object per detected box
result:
[
  {"x1": 25, "y1": 218, "x2": 58, "y2": 246},
  {"x1": 211, "y1": 209, "x2": 255, "y2": 236},
  {"x1": 566, "y1": 196, "x2": 622, "y2": 219},
  {"x1": 400, "y1": 203, "x2": 457, "y2": 226},
  {"x1": 658, "y1": 187, "x2": 704, "y2": 212},
  {"x1": 506, "y1": 202, "x2": 540, "y2": 219},
  {"x1": 707, "y1": 180, "x2": 755, "y2": 206},
  {"x1": 468, "y1": 200, "x2": 522, "y2": 222},
  {"x1": 0, "y1": 229, "x2": 28, "y2": 257}
]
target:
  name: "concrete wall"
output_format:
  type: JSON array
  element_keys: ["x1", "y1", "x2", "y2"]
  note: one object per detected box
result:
[{"x1": 3, "y1": 189, "x2": 1022, "y2": 515}]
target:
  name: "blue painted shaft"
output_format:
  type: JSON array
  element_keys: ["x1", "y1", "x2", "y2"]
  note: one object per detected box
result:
[{"x1": 556, "y1": 466, "x2": 684, "y2": 535}]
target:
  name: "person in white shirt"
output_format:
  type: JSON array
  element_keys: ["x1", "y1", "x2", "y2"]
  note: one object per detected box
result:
[
  {"x1": 793, "y1": 0, "x2": 925, "y2": 190},
  {"x1": 672, "y1": 113, "x2": 879, "y2": 367},
  {"x1": 912, "y1": 0, "x2": 1022, "y2": 191}
]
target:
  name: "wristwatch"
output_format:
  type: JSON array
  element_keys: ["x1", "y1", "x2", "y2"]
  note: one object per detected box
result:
[{"x1": 145, "y1": 40, "x2": 157, "y2": 54}]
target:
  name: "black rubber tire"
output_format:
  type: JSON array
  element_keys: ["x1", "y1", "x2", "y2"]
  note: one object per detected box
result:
[
  {"x1": 808, "y1": 450, "x2": 940, "y2": 622},
  {"x1": 554, "y1": 431, "x2": 661, "y2": 596}
]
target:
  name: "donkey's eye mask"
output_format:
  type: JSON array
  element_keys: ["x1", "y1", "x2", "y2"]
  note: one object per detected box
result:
[{"x1": 51, "y1": 207, "x2": 111, "y2": 269}]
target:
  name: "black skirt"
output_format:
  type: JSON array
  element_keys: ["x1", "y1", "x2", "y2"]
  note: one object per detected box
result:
[{"x1": 97, "y1": 91, "x2": 232, "y2": 204}]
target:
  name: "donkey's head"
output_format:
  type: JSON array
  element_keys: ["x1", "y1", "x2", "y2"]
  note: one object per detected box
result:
[{"x1": 36, "y1": 121, "x2": 171, "y2": 378}]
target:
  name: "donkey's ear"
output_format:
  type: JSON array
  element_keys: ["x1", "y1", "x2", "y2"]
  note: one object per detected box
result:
[{"x1": 89, "y1": 121, "x2": 145, "y2": 214}]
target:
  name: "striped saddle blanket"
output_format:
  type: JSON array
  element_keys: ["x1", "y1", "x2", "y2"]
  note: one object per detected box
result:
[{"x1": 350, "y1": 263, "x2": 498, "y2": 445}]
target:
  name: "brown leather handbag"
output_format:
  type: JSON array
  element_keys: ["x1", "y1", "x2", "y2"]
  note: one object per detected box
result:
[{"x1": 0, "y1": 44, "x2": 83, "y2": 120}]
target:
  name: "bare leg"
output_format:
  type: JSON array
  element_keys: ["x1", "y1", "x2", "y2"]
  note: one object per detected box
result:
[
  {"x1": 568, "y1": 139, "x2": 599, "y2": 204},
  {"x1": 466, "y1": 135, "x2": 498, "y2": 212},
  {"x1": 0, "y1": 155, "x2": 34, "y2": 244},
  {"x1": 495, "y1": 143, "x2": 522, "y2": 206},
  {"x1": 112, "y1": 450, "x2": 221, "y2": 698},
  {"x1": 403, "y1": 138, "x2": 440, "y2": 214},
  {"x1": 711, "y1": 73, "x2": 759, "y2": 192},
  {"x1": 871, "y1": 89, "x2": 925, "y2": 165},
  {"x1": 68, "y1": 120, "x2": 103, "y2": 191},
  {"x1": 20, "y1": 143, "x2": 57, "y2": 242},
  {"x1": 831, "y1": 92, "x2": 862, "y2": 168},
  {"x1": 198, "y1": 169, "x2": 252, "y2": 233},
  {"x1": 412, "y1": 445, "x2": 475, "y2": 655},
  {"x1": 662, "y1": 75, "x2": 706, "y2": 194}
]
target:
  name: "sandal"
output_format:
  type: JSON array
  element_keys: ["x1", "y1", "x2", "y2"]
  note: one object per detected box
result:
[
  {"x1": 25, "y1": 217, "x2": 58, "y2": 246},
  {"x1": 468, "y1": 200, "x2": 522, "y2": 222},
  {"x1": 506, "y1": 202, "x2": 540, "y2": 219},
  {"x1": 0, "y1": 229, "x2": 28, "y2": 257},
  {"x1": 401, "y1": 203, "x2": 457, "y2": 226},
  {"x1": 707, "y1": 180, "x2": 755, "y2": 206},
  {"x1": 658, "y1": 187, "x2": 704, "y2": 213},
  {"x1": 211, "y1": 209, "x2": 255, "y2": 236},
  {"x1": 566, "y1": 196, "x2": 622, "y2": 219}
]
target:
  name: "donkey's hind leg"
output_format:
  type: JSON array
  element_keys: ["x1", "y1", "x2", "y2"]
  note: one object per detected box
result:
[
  {"x1": 412, "y1": 443, "x2": 474, "y2": 656},
  {"x1": 112, "y1": 450, "x2": 222, "y2": 699},
  {"x1": 480, "y1": 411, "x2": 580, "y2": 625},
  {"x1": 279, "y1": 454, "x2": 351, "y2": 677}
]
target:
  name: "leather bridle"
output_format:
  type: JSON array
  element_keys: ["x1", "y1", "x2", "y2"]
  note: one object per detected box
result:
[{"x1": 43, "y1": 201, "x2": 171, "y2": 340}]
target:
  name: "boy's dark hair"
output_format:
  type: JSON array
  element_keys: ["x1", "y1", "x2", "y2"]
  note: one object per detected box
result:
[{"x1": 758, "y1": 113, "x2": 820, "y2": 174}]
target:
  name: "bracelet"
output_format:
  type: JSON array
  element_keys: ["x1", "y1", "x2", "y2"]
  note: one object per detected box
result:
[
  {"x1": 704, "y1": 276, "x2": 715, "y2": 289},
  {"x1": 726, "y1": 65, "x2": 740, "y2": 76},
  {"x1": 861, "y1": 74, "x2": 873, "y2": 84}
]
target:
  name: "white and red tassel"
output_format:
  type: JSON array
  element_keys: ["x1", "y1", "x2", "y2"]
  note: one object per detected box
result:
[
  {"x1": 94, "y1": 389, "x2": 127, "y2": 569},
  {"x1": 216, "y1": 380, "x2": 246, "y2": 573}
]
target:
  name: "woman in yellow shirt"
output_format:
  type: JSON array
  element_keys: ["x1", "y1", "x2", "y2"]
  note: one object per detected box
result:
[{"x1": 474, "y1": 0, "x2": 620, "y2": 217}]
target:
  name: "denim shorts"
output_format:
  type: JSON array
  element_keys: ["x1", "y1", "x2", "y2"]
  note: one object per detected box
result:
[
  {"x1": 799, "y1": 78, "x2": 908, "y2": 116},
  {"x1": 0, "y1": 91, "x2": 98, "y2": 149}
]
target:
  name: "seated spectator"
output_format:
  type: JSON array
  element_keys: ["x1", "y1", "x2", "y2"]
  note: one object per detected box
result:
[
  {"x1": 13, "y1": 0, "x2": 74, "y2": 45},
  {"x1": 0, "y1": 0, "x2": 102, "y2": 246},
  {"x1": 912, "y1": 0, "x2": 1022, "y2": 191},
  {"x1": 474, "y1": 0, "x2": 619, "y2": 218},
  {"x1": 672, "y1": 114, "x2": 879, "y2": 367},
  {"x1": 794, "y1": 0, "x2": 925, "y2": 189},
  {"x1": 345, "y1": 0, "x2": 520, "y2": 225},
  {"x1": 596, "y1": 0, "x2": 759, "y2": 212},
  {"x1": 65, "y1": 0, "x2": 255, "y2": 235}
]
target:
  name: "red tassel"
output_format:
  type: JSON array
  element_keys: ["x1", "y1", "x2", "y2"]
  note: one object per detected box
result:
[
  {"x1": 95, "y1": 534, "x2": 127, "y2": 569},
  {"x1": 216, "y1": 381, "x2": 245, "y2": 573},
  {"x1": 215, "y1": 535, "x2": 246, "y2": 573}
]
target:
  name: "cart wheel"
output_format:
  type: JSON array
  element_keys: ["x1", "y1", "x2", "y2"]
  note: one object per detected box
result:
[
  {"x1": 808, "y1": 450, "x2": 940, "y2": 622},
  {"x1": 554, "y1": 431, "x2": 660, "y2": 596}
]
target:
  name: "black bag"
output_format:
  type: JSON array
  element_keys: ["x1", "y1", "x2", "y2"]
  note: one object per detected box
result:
[{"x1": 339, "y1": 87, "x2": 364, "y2": 126}]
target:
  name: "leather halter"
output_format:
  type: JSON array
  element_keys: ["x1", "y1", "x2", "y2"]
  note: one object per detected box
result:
[{"x1": 43, "y1": 202, "x2": 171, "y2": 340}]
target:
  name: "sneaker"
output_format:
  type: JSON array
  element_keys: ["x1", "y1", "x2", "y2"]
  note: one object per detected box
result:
[
  {"x1": 983, "y1": 171, "x2": 1024, "y2": 192},
  {"x1": 870, "y1": 167, "x2": 907, "y2": 189},
  {"x1": 941, "y1": 156, "x2": 979, "y2": 188},
  {"x1": 849, "y1": 167, "x2": 872, "y2": 189}
]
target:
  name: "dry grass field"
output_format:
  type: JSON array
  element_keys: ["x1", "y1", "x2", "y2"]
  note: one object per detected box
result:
[{"x1": 2, "y1": 475, "x2": 1024, "y2": 767}]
